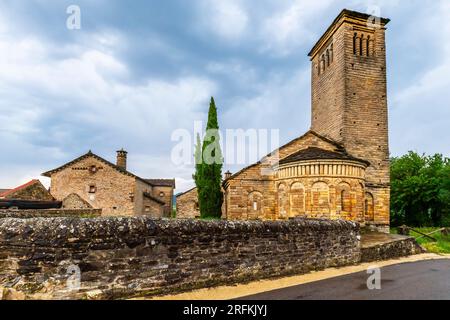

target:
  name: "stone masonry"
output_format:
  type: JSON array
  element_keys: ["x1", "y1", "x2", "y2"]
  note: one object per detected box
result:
[
  {"x1": 176, "y1": 188, "x2": 200, "y2": 219},
  {"x1": 0, "y1": 216, "x2": 360, "y2": 299},
  {"x1": 42, "y1": 151, "x2": 175, "y2": 218},
  {"x1": 211, "y1": 10, "x2": 391, "y2": 232}
]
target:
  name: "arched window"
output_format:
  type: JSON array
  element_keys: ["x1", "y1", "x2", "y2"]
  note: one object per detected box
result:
[
  {"x1": 278, "y1": 184, "x2": 289, "y2": 218},
  {"x1": 247, "y1": 191, "x2": 263, "y2": 220},
  {"x1": 341, "y1": 189, "x2": 352, "y2": 213},
  {"x1": 330, "y1": 44, "x2": 334, "y2": 63},
  {"x1": 365, "y1": 192, "x2": 375, "y2": 221},
  {"x1": 326, "y1": 49, "x2": 330, "y2": 67},
  {"x1": 359, "y1": 34, "x2": 364, "y2": 56},
  {"x1": 311, "y1": 182, "x2": 330, "y2": 216},
  {"x1": 353, "y1": 33, "x2": 357, "y2": 54},
  {"x1": 290, "y1": 183, "x2": 305, "y2": 217},
  {"x1": 366, "y1": 36, "x2": 371, "y2": 56}
]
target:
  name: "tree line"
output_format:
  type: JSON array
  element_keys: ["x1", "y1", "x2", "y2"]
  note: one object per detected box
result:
[{"x1": 391, "y1": 151, "x2": 450, "y2": 227}]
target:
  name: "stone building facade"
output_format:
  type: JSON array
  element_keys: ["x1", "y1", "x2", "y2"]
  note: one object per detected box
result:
[
  {"x1": 221, "y1": 10, "x2": 391, "y2": 232},
  {"x1": 176, "y1": 188, "x2": 200, "y2": 219},
  {"x1": 175, "y1": 10, "x2": 391, "y2": 231},
  {"x1": 42, "y1": 150, "x2": 175, "y2": 218}
]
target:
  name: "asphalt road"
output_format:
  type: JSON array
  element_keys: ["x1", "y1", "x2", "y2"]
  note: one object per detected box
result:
[{"x1": 238, "y1": 259, "x2": 450, "y2": 300}]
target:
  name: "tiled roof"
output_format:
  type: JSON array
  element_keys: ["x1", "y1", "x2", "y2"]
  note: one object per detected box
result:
[
  {"x1": 0, "y1": 180, "x2": 40, "y2": 198},
  {"x1": 175, "y1": 187, "x2": 197, "y2": 198},
  {"x1": 42, "y1": 151, "x2": 155, "y2": 187},
  {"x1": 223, "y1": 130, "x2": 345, "y2": 183},
  {"x1": 144, "y1": 179, "x2": 176, "y2": 188},
  {"x1": 143, "y1": 192, "x2": 166, "y2": 205},
  {"x1": 279, "y1": 147, "x2": 370, "y2": 166},
  {"x1": 0, "y1": 189, "x2": 11, "y2": 196}
]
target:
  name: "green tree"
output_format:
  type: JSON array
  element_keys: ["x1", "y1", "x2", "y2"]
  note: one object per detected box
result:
[
  {"x1": 391, "y1": 151, "x2": 450, "y2": 227},
  {"x1": 195, "y1": 97, "x2": 224, "y2": 219},
  {"x1": 193, "y1": 133, "x2": 202, "y2": 186}
]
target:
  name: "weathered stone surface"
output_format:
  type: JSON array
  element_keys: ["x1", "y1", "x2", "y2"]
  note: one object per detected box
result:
[
  {"x1": 0, "y1": 216, "x2": 360, "y2": 299},
  {"x1": 176, "y1": 188, "x2": 200, "y2": 219},
  {"x1": 0, "y1": 209, "x2": 101, "y2": 219},
  {"x1": 361, "y1": 237, "x2": 423, "y2": 263}
]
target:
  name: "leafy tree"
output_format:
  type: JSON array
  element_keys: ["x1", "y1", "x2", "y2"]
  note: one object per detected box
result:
[
  {"x1": 391, "y1": 152, "x2": 450, "y2": 227},
  {"x1": 194, "y1": 97, "x2": 224, "y2": 219}
]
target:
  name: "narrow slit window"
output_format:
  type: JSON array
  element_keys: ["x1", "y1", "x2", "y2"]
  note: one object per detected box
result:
[{"x1": 360, "y1": 34, "x2": 363, "y2": 55}]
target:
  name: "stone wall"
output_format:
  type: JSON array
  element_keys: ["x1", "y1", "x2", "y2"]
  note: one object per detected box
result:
[
  {"x1": 0, "y1": 217, "x2": 360, "y2": 299},
  {"x1": 0, "y1": 209, "x2": 102, "y2": 219},
  {"x1": 361, "y1": 237, "x2": 423, "y2": 263},
  {"x1": 176, "y1": 188, "x2": 200, "y2": 219}
]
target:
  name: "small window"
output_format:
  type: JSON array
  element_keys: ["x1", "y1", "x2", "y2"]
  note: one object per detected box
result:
[
  {"x1": 89, "y1": 185, "x2": 97, "y2": 194},
  {"x1": 145, "y1": 206, "x2": 151, "y2": 212},
  {"x1": 159, "y1": 192, "x2": 165, "y2": 197},
  {"x1": 253, "y1": 201, "x2": 258, "y2": 211}
]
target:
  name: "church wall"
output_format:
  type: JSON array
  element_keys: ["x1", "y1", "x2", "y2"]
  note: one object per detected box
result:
[{"x1": 223, "y1": 132, "x2": 344, "y2": 220}]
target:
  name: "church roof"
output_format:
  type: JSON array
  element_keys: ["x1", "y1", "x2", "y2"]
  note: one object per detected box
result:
[
  {"x1": 279, "y1": 147, "x2": 370, "y2": 166},
  {"x1": 223, "y1": 130, "x2": 345, "y2": 183}
]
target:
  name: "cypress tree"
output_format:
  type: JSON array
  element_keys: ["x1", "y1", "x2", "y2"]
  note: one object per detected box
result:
[
  {"x1": 197, "y1": 97, "x2": 224, "y2": 219},
  {"x1": 193, "y1": 133, "x2": 202, "y2": 188}
]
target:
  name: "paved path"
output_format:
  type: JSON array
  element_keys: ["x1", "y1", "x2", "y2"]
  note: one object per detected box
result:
[{"x1": 238, "y1": 259, "x2": 450, "y2": 300}]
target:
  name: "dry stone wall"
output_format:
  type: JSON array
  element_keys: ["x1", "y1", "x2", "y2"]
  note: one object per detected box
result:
[{"x1": 0, "y1": 216, "x2": 360, "y2": 299}]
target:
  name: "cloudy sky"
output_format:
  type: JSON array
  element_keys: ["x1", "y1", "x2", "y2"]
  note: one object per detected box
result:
[{"x1": 0, "y1": 0, "x2": 449, "y2": 193}]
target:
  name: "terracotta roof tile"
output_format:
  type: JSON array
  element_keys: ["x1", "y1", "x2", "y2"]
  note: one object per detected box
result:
[
  {"x1": 0, "y1": 180, "x2": 40, "y2": 198},
  {"x1": 279, "y1": 147, "x2": 370, "y2": 165}
]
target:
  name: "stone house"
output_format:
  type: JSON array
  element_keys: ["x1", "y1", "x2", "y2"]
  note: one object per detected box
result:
[
  {"x1": 176, "y1": 187, "x2": 200, "y2": 219},
  {"x1": 177, "y1": 10, "x2": 391, "y2": 232},
  {"x1": 42, "y1": 150, "x2": 175, "y2": 217},
  {"x1": 0, "y1": 180, "x2": 53, "y2": 201}
]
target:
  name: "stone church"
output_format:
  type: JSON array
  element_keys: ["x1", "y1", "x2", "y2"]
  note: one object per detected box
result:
[
  {"x1": 42, "y1": 150, "x2": 175, "y2": 217},
  {"x1": 178, "y1": 9, "x2": 391, "y2": 232}
]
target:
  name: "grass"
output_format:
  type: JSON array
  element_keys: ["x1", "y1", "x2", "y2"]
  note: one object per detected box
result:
[{"x1": 391, "y1": 227, "x2": 450, "y2": 254}]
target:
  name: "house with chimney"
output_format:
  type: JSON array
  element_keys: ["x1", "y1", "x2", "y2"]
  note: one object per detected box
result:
[{"x1": 42, "y1": 150, "x2": 175, "y2": 217}]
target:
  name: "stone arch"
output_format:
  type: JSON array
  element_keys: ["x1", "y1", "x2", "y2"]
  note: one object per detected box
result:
[
  {"x1": 337, "y1": 182, "x2": 352, "y2": 215},
  {"x1": 289, "y1": 182, "x2": 305, "y2": 217},
  {"x1": 311, "y1": 182, "x2": 330, "y2": 216},
  {"x1": 277, "y1": 183, "x2": 289, "y2": 219},
  {"x1": 365, "y1": 192, "x2": 375, "y2": 222},
  {"x1": 247, "y1": 191, "x2": 263, "y2": 220}
]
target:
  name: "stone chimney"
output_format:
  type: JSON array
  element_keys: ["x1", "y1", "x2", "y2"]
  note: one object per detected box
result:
[
  {"x1": 224, "y1": 170, "x2": 232, "y2": 180},
  {"x1": 116, "y1": 149, "x2": 128, "y2": 170}
]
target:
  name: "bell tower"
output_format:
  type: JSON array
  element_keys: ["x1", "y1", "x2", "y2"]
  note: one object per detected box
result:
[{"x1": 309, "y1": 9, "x2": 391, "y2": 230}]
